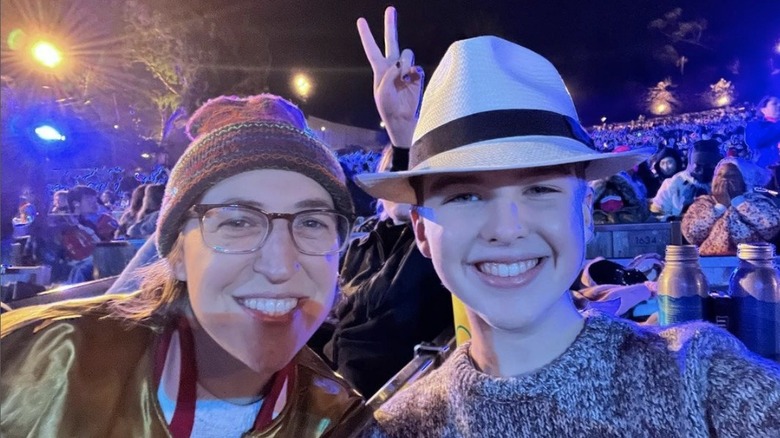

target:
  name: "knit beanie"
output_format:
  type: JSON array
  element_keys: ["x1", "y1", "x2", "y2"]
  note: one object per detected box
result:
[{"x1": 156, "y1": 94, "x2": 354, "y2": 257}]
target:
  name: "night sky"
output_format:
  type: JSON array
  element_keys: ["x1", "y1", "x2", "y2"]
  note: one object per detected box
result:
[{"x1": 246, "y1": 0, "x2": 778, "y2": 128}]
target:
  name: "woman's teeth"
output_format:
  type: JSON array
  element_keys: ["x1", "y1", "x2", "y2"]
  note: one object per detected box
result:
[
  {"x1": 477, "y1": 259, "x2": 539, "y2": 277},
  {"x1": 238, "y1": 298, "x2": 298, "y2": 316}
]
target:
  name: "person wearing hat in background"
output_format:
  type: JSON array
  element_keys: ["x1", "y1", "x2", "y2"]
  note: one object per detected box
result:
[
  {"x1": 356, "y1": 8, "x2": 780, "y2": 437},
  {"x1": 1, "y1": 94, "x2": 365, "y2": 437},
  {"x1": 682, "y1": 157, "x2": 780, "y2": 256}
]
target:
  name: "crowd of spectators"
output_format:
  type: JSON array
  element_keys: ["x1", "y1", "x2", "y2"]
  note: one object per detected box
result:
[{"x1": 5, "y1": 98, "x2": 780, "y2": 286}]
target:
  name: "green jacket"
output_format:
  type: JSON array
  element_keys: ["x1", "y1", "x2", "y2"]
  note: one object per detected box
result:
[{"x1": 1, "y1": 300, "x2": 366, "y2": 437}]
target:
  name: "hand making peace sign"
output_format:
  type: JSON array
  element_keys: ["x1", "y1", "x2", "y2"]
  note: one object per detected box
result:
[{"x1": 357, "y1": 6, "x2": 424, "y2": 149}]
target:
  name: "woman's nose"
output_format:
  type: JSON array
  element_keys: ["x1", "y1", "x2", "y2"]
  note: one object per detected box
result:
[{"x1": 253, "y1": 219, "x2": 301, "y2": 283}]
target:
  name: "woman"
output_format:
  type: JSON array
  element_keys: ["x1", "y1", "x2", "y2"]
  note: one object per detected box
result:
[
  {"x1": 1, "y1": 94, "x2": 365, "y2": 437},
  {"x1": 126, "y1": 183, "x2": 165, "y2": 239},
  {"x1": 636, "y1": 146, "x2": 683, "y2": 198},
  {"x1": 745, "y1": 95, "x2": 780, "y2": 190},
  {"x1": 682, "y1": 157, "x2": 780, "y2": 255},
  {"x1": 115, "y1": 183, "x2": 148, "y2": 239}
]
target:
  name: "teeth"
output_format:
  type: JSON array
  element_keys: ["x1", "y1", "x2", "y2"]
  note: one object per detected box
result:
[
  {"x1": 477, "y1": 259, "x2": 539, "y2": 277},
  {"x1": 238, "y1": 298, "x2": 298, "y2": 316}
]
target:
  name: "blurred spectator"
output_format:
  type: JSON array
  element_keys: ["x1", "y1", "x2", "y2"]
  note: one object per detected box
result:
[
  {"x1": 682, "y1": 157, "x2": 780, "y2": 255},
  {"x1": 11, "y1": 196, "x2": 37, "y2": 239},
  {"x1": 114, "y1": 184, "x2": 147, "y2": 240},
  {"x1": 745, "y1": 95, "x2": 780, "y2": 190},
  {"x1": 651, "y1": 140, "x2": 722, "y2": 220},
  {"x1": 636, "y1": 146, "x2": 684, "y2": 198},
  {"x1": 67, "y1": 185, "x2": 118, "y2": 242},
  {"x1": 126, "y1": 184, "x2": 164, "y2": 239},
  {"x1": 590, "y1": 170, "x2": 650, "y2": 224},
  {"x1": 50, "y1": 190, "x2": 70, "y2": 214},
  {"x1": 99, "y1": 190, "x2": 118, "y2": 212}
]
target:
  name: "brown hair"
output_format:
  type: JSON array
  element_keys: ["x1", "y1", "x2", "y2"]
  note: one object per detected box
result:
[{"x1": 104, "y1": 239, "x2": 189, "y2": 327}]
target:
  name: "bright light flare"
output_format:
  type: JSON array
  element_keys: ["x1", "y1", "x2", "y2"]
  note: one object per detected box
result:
[
  {"x1": 715, "y1": 95, "x2": 731, "y2": 107},
  {"x1": 652, "y1": 103, "x2": 670, "y2": 116},
  {"x1": 775, "y1": 41, "x2": 780, "y2": 54},
  {"x1": 35, "y1": 125, "x2": 66, "y2": 141},
  {"x1": 30, "y1": 40, "x2": 63, "y2": 68},
  {"x1": 291, "y1": 72, "x2": 313, "y2": 100}
]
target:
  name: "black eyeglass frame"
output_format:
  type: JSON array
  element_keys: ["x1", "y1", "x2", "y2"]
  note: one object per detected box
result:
[{"x1": 187, "y1": 203, "x2": 351, "y2": 255}]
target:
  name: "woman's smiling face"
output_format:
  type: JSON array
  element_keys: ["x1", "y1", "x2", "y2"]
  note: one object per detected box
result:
[{"x1": 176, "y1": 169, "x2": 340, "y2": 373}]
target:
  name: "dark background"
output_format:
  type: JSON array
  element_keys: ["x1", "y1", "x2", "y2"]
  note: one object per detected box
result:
[{"x1": 258, "y1": 0, "x2": 778, "y2": 127}]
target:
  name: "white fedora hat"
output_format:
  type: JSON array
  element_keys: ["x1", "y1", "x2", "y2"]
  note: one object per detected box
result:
[{"x1": 356, "y1": 35, "x2": 652, "y2": 204}]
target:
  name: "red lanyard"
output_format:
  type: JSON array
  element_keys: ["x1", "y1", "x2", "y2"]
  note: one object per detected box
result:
[{"x1": 155, "y1": 317, "x2": 294, "y2": 437}]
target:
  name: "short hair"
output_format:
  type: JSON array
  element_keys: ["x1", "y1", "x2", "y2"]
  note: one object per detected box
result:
[
  {"x1": 66, "y1": 185, "x2": 97, "y2": 210},
  {"x1": 688, "y1": 139, "x2": 721, "y2": 161}
]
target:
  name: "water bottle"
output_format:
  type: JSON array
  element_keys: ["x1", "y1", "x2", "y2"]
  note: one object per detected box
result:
[
  {"x1": 729, "y1": 242, "x2": 780, "y2": 361},
  {"x1": 657, "y1": 245, "x2": 709, "y2": 325}
]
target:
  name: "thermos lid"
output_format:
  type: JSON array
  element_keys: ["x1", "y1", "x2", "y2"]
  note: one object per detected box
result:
[
  {"x1": 736, "y1": 242, "x2": 776, "y2": 261},
  {"x1": 665, "y1": 244, "x2": 700, "y2": 262}
]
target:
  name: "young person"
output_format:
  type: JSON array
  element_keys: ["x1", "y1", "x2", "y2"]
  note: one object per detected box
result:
[
  {"x1": 355, "y1": 8, "x2": 780, "y2": 436},
  {"x1": 1, "y1": 94, "x2": 365, "y2": 437}
]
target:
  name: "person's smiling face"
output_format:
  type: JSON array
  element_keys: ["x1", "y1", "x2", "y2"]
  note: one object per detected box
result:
[
  {"x1": 175, "y1": 169, "x2": 340, "y2": 373},
  {"x1": 412, "y1": 165, "x2": 592, "y2": 332}
]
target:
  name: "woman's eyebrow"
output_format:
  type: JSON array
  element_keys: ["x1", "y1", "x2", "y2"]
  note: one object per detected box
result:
[{"x1": 213, "y1": 198, "x2": 333, "y2": 210}]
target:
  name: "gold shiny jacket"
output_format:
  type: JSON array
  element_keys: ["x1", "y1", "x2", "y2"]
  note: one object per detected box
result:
[{"x1": 1, "y1": 303, "x2": 367, "y2": 437}]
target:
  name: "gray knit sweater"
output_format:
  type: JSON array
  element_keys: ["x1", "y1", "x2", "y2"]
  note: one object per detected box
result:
[{"x1": 364, "y1": 311, "x2": 780, "y2": 437}]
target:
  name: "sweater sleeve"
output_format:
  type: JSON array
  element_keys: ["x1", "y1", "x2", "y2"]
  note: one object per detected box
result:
[
  {"x1": 681, "y1": 196, "x2": 720, "y2": 246},
  {"x1": 732, "y1": 194, "x2": 780, "y2": 241},
  {"x1": 694, "y1": 328, "x2": 780, "y2": 436}
]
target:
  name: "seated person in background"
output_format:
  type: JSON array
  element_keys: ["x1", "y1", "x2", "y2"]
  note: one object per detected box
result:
[
  {"x1": 650, "y1": 139, "x2": 722, "y2": 220},
  {"x1": 67, "y1": 185, "x2": 118, "y2": 242},
  {"x1": 99, "y1": 189, "x2": 118, "y2": 213},
  {"x1": 355, "y1": 9, "x2": 780, "y2": 436},
  {"x1": 126, "y1": 183, "x2": 165, "y2": 239},
  {"x1": 49, "y1": 190, "x2": 70, "y2": 214},
  {"x1": 637, "y1": 146, "x2": 683, "y2": 198},
  {"x1": 682, "y1": 157, "x2": 780, "y2": 255},
  {"x1": 590, "y1": 170, "x2": 649, "y2": 224},
  {"x1": 115, "y1": 183, "x2": 147, "y2": 239},
  {"x1": 1, "y1": 94, "x2": 364, "y2": 437}
]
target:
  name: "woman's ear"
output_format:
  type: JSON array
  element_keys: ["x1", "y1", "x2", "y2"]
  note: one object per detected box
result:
[
  {"x1": 173, "y1": 258, "x2": 187, "y2": 282},
  {"x1": 410, "y1": 208, "x2": 432, "y2": 258}
]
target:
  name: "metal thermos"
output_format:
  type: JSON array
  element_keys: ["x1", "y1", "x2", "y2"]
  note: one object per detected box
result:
[
  {"x1": 657, "y1": 245, "x2": 709, "y2": 326},
  {"x1": 729, "y1": 242, "x2": 780, "y2": 361}
]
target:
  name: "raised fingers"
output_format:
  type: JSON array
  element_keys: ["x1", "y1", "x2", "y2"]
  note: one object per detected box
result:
[
  {"x1": 356, "y1": 17, "x2": 383, "y2": 69},
  {"x1": 383, "y1": 6, "x2": 400, "y2": 60}
]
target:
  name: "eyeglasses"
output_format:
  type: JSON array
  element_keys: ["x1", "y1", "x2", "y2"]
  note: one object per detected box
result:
[{"x1": 188, "y1": 204, "x2": 351, "y2": 256}]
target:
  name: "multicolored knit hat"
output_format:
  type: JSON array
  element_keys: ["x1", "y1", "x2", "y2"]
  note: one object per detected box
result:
[{"x1": 156, "y1": 94, "x2": 354, "y2": 257}]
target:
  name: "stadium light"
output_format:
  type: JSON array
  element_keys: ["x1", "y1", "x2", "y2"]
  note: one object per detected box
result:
[
  {"x1": 30, "y1": 40, "x2": 63, "y2": 68},
  {"x1": 34, "y1": 125, "x2": 66, "y2": 141}
]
